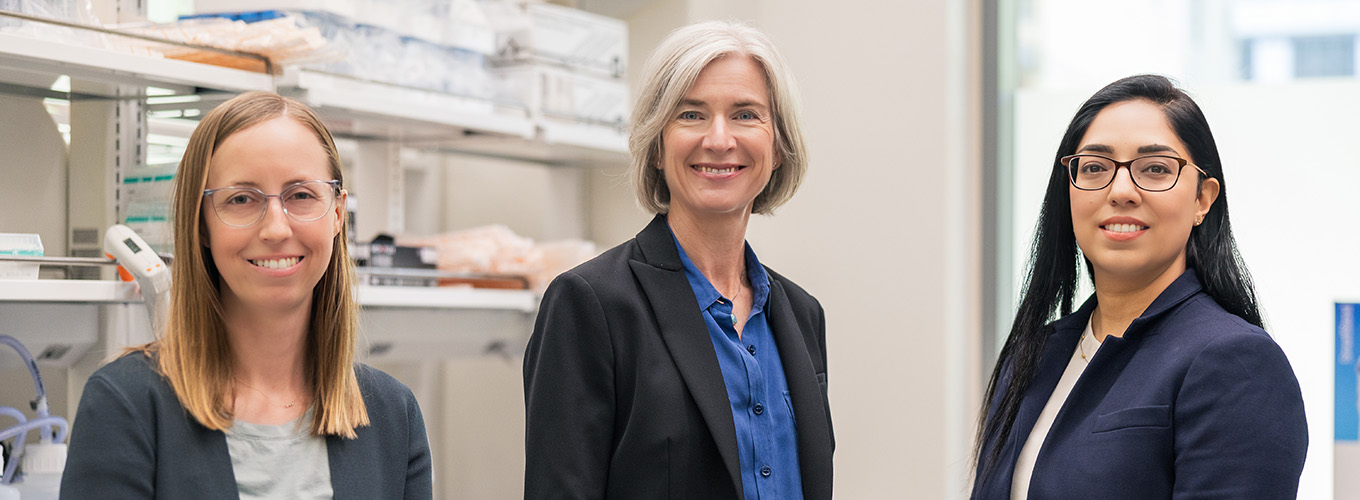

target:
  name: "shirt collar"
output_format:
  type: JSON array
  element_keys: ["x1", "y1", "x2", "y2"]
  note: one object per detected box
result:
[
  {"x1": 1052, "y1": 267, "x2": 1204, "y2": 337},
  {"x1": 669, "y1": 225, "x2": 770, "y2": 312}
]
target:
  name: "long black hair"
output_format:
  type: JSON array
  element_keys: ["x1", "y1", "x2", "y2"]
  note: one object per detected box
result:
[{"x1": 972, "y1": 74, "x2": 1262, "y2": 482}]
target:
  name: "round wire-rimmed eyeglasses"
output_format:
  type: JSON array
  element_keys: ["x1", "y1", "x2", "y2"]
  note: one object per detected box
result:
[
  {"x1": 202, "y1": 180, "x2": 342, "y2": 228},
  {"x1": 1060, "y1": 153, "x2": 1208, "y2": 192}
]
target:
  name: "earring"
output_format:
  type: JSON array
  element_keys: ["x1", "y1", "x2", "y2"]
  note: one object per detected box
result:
[{"x1": 1194, "y1": 215, "x2": 1204, "y2": 226}]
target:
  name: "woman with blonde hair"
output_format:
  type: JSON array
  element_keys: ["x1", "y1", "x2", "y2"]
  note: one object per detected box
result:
[
  {"x1": 62, "y1": 91, "x2": 431, "y2": 498},
  {"x1": 524, "y1": 20, "x2": 832, "y2": 500}
]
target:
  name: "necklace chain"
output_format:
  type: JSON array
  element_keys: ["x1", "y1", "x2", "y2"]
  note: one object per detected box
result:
[
  {"x1": 1082, "y1": 312, "x2": 1100, "y2": 362},
  {"x1": 236, "y1": 380, "x2": 304, "y2": 409},
  {"x1": 1077, "y1": 333, "x2": 1089, "y2": 361}
]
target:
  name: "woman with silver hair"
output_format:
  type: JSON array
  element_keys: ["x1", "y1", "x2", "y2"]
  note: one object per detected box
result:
[{"x1": 523, "y1": 20, "x2": 833, "y2": 500}]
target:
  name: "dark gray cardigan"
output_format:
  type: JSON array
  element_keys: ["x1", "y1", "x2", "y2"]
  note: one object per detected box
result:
[{"x1": 59, "y1": 353, "x2": 432, "y2": 499}]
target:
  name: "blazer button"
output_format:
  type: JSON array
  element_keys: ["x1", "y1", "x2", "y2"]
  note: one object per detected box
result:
[
  {"x1": 753, "y1": 403, "x2": 764, "y2": 415},
  {"x1": 747, "y1": 344, "x2": 756, "y2": 355},
  {"x1": 760, "y1": 466, "x2": 772, "y2": 477}
]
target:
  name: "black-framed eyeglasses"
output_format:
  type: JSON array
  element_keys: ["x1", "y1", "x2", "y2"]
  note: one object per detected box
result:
[
  {"x1": 1060, "y1": 154, "x2": 1208, "y2": 192},
  {"x1": 202, "y1": 180, "x2": 341, "y2": 228}
]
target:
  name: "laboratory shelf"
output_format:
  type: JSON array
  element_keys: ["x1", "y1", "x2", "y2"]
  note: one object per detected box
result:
[
  {"x1": 540, "y1": 119, "x2": 628, "y2": 152},
  {"x1": 0, "y1": 279, "x2": 141, "y2": 303},
  {"x1": 277, "y1": 69, "x2": 536, "y2": 141},
  {"x1": 537, "y1": 119, "x2": 630, "y2": 163},
  {"x1": 421, "y1": 118, "x2": 629, "y2": 166},
  {"x1": 0, "y1": 32, "x2": 274, "y2": 95},
  {"x1": 276, "y1": 69, "x2": 628, "y2": 166},
  {"x1": 355, "y1": 284, "x2": 536, "y2": 312},
  {"x1": 0, "y1": 279, "x2": 536, "y2": 313}
]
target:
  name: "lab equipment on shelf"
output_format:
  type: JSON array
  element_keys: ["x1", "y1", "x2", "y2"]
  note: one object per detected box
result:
[
  {"x1": 0, "y1": 335, "x2": 70, "y2": 499},
  {"x1": 192, "y1": 0, "x2": 497, "y2": 53},
  {"x1": 119, "y1": 163, "x2": 176, "y2": 254},
  {"x1": 103, "y1": 225, "x2": 171, "y2": 333},
  {"x1": 0, "y1": 469, "x2": 14, "y2": 499},
  {"x1": 0, "y1": 8, "x2": 274, "y2": 74},
  {"x1": 491, "y1": 62, "x2": 629, "y2": 127},
  {"x1": 181, "y1": 7, "x2": 495, "y2": 100},
  {"x1": 399, "y1": 225, "x2": 596, "y2": 293},
  {"x1": 121, "y1": 10, "x2": 339, "y2": 70},
  {"x1": 481, "y1": 1, "x2": 627, "y2": 78},
  {"x1": 0, "y1": 0, "x2": 96, "y2": 43},
  {"x1": 0, "y1": 234, "x2": 42, "y2": 280},
  {"x1": 359, "y1": 234, "x2": 440, "y2": 287},
  {"x1": 354, "y1": 233, "x2": 531, "y2": 289},
  {"x1": 479, "y1": 1, "x2": 631, "y2": 130}
]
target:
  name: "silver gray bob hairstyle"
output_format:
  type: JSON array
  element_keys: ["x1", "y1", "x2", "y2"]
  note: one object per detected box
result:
[{"x1": 629, "y1": 20, "x2": 808, "y2": 215}]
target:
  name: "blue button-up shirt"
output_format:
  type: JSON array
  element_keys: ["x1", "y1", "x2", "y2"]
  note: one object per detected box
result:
[{"x1": 673, "y1": 233, "x2": 803, "y2": 500}]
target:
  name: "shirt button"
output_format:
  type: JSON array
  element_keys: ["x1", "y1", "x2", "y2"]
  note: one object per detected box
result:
[
  {"x1": 760, "y1": 465, "x2": 772, "y2": 477},
  {"x1": 747, "y1": 344, "x2": 756, "y2": 355},
  {"x1": 754, "y1": 403, "x2": 764, "y2": 415}
]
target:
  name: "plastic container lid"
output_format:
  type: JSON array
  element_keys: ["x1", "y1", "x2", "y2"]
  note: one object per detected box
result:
[{"x1": 20, "y1": 443, "x2": 66, "y2": 475}]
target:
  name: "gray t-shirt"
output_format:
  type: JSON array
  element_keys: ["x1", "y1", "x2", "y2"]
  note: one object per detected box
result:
[{"x1": 227, "y1": 408, "x2": 333, "y2": 499}]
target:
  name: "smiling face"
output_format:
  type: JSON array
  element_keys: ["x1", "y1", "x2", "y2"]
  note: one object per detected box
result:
[
  {"x1": 203, "y1": 116, "x2": 344, "y2": 316},
  {"x1": 1069, "y1": 99, "x2": 1219, "y2": 288},
  {"x1": 660, "y1": 54, "x2": 778, "y2": 221}
]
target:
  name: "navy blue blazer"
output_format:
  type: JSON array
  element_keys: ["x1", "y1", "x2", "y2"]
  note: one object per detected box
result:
[{"x1": 972, "y1": 270, "x2": 1307, "y2": 499}]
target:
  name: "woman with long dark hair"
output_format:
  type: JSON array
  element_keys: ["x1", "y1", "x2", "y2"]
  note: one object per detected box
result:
[{"x1": 971, "y1": 75, "x2": 1307, "y2": 499}]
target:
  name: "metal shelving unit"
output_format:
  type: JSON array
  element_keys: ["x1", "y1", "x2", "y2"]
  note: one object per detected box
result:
[
  {"x1": 0, "y1": 278, "x2": 535, "y2": 312},
  {"x1": 0, "y1": 32, "x2": 274, "y2": 96},
  {"x1": 0, "y1": 279, "x2": 140, "y2": 303},
  {"x1": 275, "y1": 68, "x2": 629, "y2": 165},
  {"x1": 357, "y1": 285, "x2": 535, "y2": 312},
  {"x1": 277, "y1": 69, "x2": 537, "y2": 141},
  {"x1": 0, "y1": 12, "x2": 616, "y2": 367}
]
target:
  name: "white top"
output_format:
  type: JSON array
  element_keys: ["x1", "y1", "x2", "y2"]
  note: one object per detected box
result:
[
  {"x1": 1010, "y1": 318, "x2": 1102, "y2": 500},
  {"x1": 227, "y1": 407, "x2": 333, "y2": 499}
]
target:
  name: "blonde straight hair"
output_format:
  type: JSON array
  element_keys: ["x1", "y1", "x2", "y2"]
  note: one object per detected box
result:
[{"x1": 132, "y1": 91, "x2": 368, "y2": 438}]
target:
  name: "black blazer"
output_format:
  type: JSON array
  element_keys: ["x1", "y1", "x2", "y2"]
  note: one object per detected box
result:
[{"x1": 523, "y1": 214, "x2": 834, "y2": 500}]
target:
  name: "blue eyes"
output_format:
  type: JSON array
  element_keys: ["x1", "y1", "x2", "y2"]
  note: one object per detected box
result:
[{"x1": 676, "y1": 111, "x2": 759, "y2": 121}]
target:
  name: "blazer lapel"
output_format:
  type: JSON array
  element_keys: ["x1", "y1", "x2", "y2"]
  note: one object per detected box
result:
[
  {"x1": 629, "y1": 214, "x2": 745, "y2": 496},
  {"x1": 998, "y1": 298, "x2": 1095, "y2": 495},
  {"x1": 766, "y1": 279, "x2": 833, "y2": 500}
]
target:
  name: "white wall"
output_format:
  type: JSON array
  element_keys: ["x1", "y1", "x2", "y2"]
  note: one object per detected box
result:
[
  {"x1": 436, "y1": 153, "x2": 589, "y2": 243},
  {"x1": 376, "y1": 150, "x2": 594, "y2": 498},
  {"x1": 1206, "y1": 81, "x2": 1356, "y2": 499},
  {"x1": 1011, "y1": 80, "x2": 1360, "y2": 500},
  {"x1": 0, "y1": 94, "x2": 68, "y2": 257},
  {"x1": 589, "y1": 1, "x2": 986, "y2": 498}
]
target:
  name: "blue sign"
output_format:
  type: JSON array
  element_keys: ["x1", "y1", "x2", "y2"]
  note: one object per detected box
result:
[{"x1": 1339, "y1": 303, "x2": 1359, "y2": 442}]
